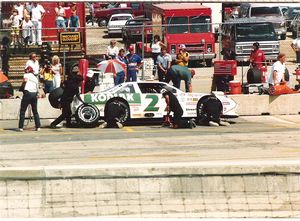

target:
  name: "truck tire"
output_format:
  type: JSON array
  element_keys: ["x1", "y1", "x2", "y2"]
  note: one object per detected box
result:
[
  {"x1": 48, "y1": 87, "x2": 64, "y2": 109},
  {"x1": 105, "y1": 100, "x2": 130, "y2": 123},
  {"x1": 98, "y1": 19, "x2": 107, "y2": 27},
  {"x1": 281, "y1": 34, "x2": 286, "y2": 40},
  {"x1": 197, "y1": 96, "x2": 222, "y2": 125},
  {"x1": 75, "y1": 104, "x2": 100, "y2": 128},
  {"x1": 247, "y1": 67, "x2": 262, "y2": 84},
  {"x1": 205, "y1": 59, "x2": 213, "y2": 67}
]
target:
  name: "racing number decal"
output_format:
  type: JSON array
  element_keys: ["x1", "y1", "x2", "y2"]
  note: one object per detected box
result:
[{"x1": 144, "y1": 95, "x2": 159, "y2": 112}]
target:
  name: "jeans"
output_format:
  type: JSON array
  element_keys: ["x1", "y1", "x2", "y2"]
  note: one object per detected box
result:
[
  {"x1": 32, "y1": 21, "x2": 42, "y2": 45},
  {"x1": 18, "y1": 91, "x2": 41, "y2": 129},
  {"x1": 56, "y1": 19, "x2": 66, "y2": 30},
  {"x1": 114, "y1": 72, "x2": 125, "y2": 85},
  {"x1": 158, "y1": 68, "x2": 166, "y2": 82},
  {"x1": 127, "y1": 71, "x2": 137, "y2": 82},
  {"x1": 51, "y1": 101, "x2": 72, "y2": 127},
  {"x1": 296, "y1": 51, "x2": 300, "y2": 64},
  {"x1": 152, "y1": 52, "x2": 160, "y2": 76},
  {"x1": 44, "y1": 80, "x2": 54, "y2": 94}
]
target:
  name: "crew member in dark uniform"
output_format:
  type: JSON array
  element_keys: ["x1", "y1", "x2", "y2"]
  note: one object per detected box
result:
[
  {"x1": 162, "y1": 89, "x2": 196, "y2": 129},
  {"x1": 99, "y1": 101, "x2": 124, "y2": 129},
  {"x1": 50, "y1": 74, "x2": 83, "y2": 128}
]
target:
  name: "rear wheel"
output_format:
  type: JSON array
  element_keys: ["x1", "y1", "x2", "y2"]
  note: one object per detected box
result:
[
  {"x1": 105, "y1": 100, "x2": 130, "y2": 124},
  {"x1": 98, "y1": 19, "x2": 107, "y2": 27},
  {"x1": 197, "y1": 96, "x2": 222, "y2": 125},
  {"x1": 75, "y1": 104, "x2": 100, "y2": 128}
]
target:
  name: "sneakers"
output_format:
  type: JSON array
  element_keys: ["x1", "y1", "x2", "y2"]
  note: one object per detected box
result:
[
  {"x1": 189, "y1": 119, "x2": 197, "y2": 129},
  {"x1": 36, "y1": 128, "x2": 41, "y2": 131},
  {"x1": 209, "y1": 121, "x2": 219, "y2": 127},
  {"x1": 219, "y1": 121, "x2": 230, "y2": 126},
  {"x1": 116, "y1": 122, "x2": 124, "y2": 129},
  {"x1": 16, "y1": 128, "x2": 23, "y2": 132},
  {"x1": 99, "y1": 122, "x2": 108, "y2": 129}
]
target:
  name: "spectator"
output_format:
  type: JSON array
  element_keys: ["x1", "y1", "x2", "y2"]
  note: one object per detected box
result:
[
  {"x1": 151, "y1": 35, "x2": 166, "y2": 78},
  {"x1": 106, "y1": 40, "x2": 119, "y2": 59},
  {"x1": 175, "y1": 44, "x2": 189, "y2": 67},
  {"x1": 68, "y1": 9, "x2": 80, "y2": 31},
  {"x1": 31, "y1": 3, "x2": 45, "y2": 45},
  {"x1": 162, "y1": 89, "x2": 196, "y2": 129},
  {"x1": 18, "y1": 65, "x2": 41, "y2": 132},
  {"x1": 87, "y1": 2, "x2": 95, "y2": 26},
  {"x1": 167, "y1": 65, "x2": 195, "y2": 92},
  {"x1": 126, "y1": 45, "x2": 142, "y2": 82},
  {"x1": 55, "y1": 3, "x2": 66, "y2": 30},
  {"x1": 156, "y1": 46, "x2": 171, "y2": 82},
  {"x1": 9, "y1": 9, "x2": 20, "y2": 46},
  {"x1": 25, "y1": 52, "x2": 40, "y2": 76},
  {"x1": 115, "y1": 48, "x2": 128, "y2": 85},
  {"x1": 291, "y1": 37, "x2": 300, "y2": 64},
  {"x1": 0, "y1": 37, "x2": 10, "y2": 75},
  {"x1": 268, "y1": 53, "x2": 286, "y2": 87},
  {"x1": 24, "y1": 3, "x2": 32, "y2": 18},
  {"x1": 40, "y1": 60, "x2": 54, "y2": 94},
  {"x1": 14, "y1": 3, "x2": 24, "y2": 21},
  {"x1": 21, "y1": 15, "x2": 33, "y2": 45},
  {"x1": 51, "y1": 55, "x2": 63, "y2": 89},
  {"x1": 250, "y1": 42, "x2": 266, "y2": 70},
  {"x1": 221, "y1": 48, "x2": 236, "y2": 60},
  {"x1": 50, "y1": 74, "x2": 83, "y2": 128}
]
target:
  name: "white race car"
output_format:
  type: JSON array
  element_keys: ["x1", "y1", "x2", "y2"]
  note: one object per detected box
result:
[{"x1": 71, "y1": 82, "x2": 238, "y2": 127}]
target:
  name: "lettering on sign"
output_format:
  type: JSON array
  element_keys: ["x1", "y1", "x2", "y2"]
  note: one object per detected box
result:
[{"x1": 59, "y1": 32, "x2": 81, "y2": 45}]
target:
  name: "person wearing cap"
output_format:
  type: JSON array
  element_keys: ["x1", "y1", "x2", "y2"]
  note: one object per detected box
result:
[
  {"x1": 167, "y1": 65, "x2": 194, "y2": 92},
  {"x1": 50, "y1": 74, "x2": 84, "y2": 128},
  {"x1": 162, "y1": 89, "x2": 196, "y2": 129},
  {"x1": 175, "y1": 44, "x2": 190, "y2": 67},
  {"x1": 249, "y1": 42, "x2": 266, "y2": 70},
  {"x1": 156, "y1": 46, "x2": 172, "y2": 82},
  {"x1": 115, "y1": 48, "x2": 128, "y2": 85},
  {"x1": 17, "y1": 65, "x2": 41, "y2": 132},
  {"x1": 84, "y1": 70, "x2": 96, "y2": 93},
  {"x1": 126, "y1": 45, "x2": 142, "y2": 82},
  {"x1": 106, "y1": 40, "x2": 119, "y2": 60},
  {"x1": 25, "y1": 52, "x2": 40, "y2": 76},
  {"x1": 291, "y1": 36, "x2": 300, "y2": 64},
  {"x1": 21, "y1": 14, "x2": 34, "y2": 45}
]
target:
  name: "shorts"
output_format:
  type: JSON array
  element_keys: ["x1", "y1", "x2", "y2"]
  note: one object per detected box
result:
[{"x1": 11, "y1": 26, "x2": 19, "y2": 35}]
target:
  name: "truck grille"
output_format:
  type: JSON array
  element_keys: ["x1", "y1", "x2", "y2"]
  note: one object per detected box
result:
[{"x1": 185, "y1": 44, "x2": 205, "y2": 53}]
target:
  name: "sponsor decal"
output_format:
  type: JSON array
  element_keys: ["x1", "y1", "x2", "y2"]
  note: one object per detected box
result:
[{"x1": 83, "y1": 93, "x2": 141, "y2": 104}]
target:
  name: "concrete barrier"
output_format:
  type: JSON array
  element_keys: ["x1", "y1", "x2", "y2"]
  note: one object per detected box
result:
[{"x1": 1, "y1": 93, "x2": 300, "y2": 120}]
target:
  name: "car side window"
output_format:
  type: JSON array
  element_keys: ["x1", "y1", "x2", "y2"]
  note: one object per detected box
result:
[{"x1": 118, "y1": 84, "x2": 135, "y2": 93}]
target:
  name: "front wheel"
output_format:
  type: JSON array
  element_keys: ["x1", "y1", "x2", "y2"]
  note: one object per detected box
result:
[
  {"x1": 98, "y1": 19, "x2": 107, "y2": 27},
  {"x1": 105, "y1": 100, "x2": 130, "y2": 124},
  {"x1": 75, "y1": 104, "x2": 100, "y2": 128}
]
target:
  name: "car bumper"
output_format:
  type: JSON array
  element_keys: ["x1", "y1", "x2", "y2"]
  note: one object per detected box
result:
[
  {"x1": 171, "y1": 53, "x2": 216, "y2": 61},
  {"x1": 108, "y1": 28, "x2": 122, "y2": 34},
  {"x1": 235, "y1": 54, "x2": 279, "y2": 62}
]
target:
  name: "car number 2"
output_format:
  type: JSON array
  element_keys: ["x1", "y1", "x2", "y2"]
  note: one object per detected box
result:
[{"x1": 144, "y1": 95, "x2": 159, "y2": 112}]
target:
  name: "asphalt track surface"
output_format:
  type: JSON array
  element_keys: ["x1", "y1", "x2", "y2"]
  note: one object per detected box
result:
[{"x1": 1, "y1": 116, "x2": 300, "y2": 168}]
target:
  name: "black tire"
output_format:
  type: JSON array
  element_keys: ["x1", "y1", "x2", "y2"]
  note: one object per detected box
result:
[
  {"x1": 98, "y1": 18, "x2": 107, "y2": 27},
  {"x1": 205, "y1": 59, "x2": 213, "y2": 67},
  {"x1": 75, "y1": 104, "x2": 100, "y2": 128},
  {"x1": 197, "y1": 96, "x2": 222, "y2": 125},
  {"x1": 247, "y1": 67, "x2": 262, "y2": 84},
  {"x1": 281, "y1": 34, "x2": 286, "y2": 40},
  {"x1": 293, "y1": 31, "x2": 297, "y2": 39},
  {"x1": 105, "y1": 100, "x2": 130, "y2": 124},
  {"x1": 48, "y1": 87, "x2": 64, "y2": 109},
  {"x1": 284, "y1": 67, "x2": 289, "y2": 82}
]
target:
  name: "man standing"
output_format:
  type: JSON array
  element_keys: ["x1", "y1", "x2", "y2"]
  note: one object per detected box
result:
[
  {"x1": 175, "y1": 44, "x2": 190, "y2": 67},
  {"x1": 268, "y1": 53, "x2": 286, "y2": 86},
  {"x1": 25, "y1": 52, "x2": 40, "y2": 76},
  {"x1": 249, "y1": 42, "x2": 266, "y2": 70},
  {"x1": 162, "y1": 89, "x2": 196, "y2": 129},
  {"x1": 126, "y1": 45, "x2": 142, "y2": 82},
  {"x1": 31, "y1": 3, "x2": 45, "y2": 45},
  {"x1": 291, "y1": 37, "x2": 300, "y2": 64},
  {"x1": 167, "y1": 65, "x2": 194, "y2": 92},
  {"x1": 156, "y1": 46, "x2": 171, "y2": 82}
]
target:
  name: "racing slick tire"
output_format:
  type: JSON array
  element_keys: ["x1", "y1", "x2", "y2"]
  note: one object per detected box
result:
[
  {"x1": 247, "y1": 67, "x2": 262, "y2": 84},
  {"x1": 197, "y1": 96, "x2": 222, "y2": 125},
  {"x1": 48, "y1": 87, "x2": 64, "y2": 109},
  {"x1": 105, "y1": 100, "x2": 130, "y2": 124},
  {"x1": 75, "y1": 103, "x2": 100, "y2": 128}
]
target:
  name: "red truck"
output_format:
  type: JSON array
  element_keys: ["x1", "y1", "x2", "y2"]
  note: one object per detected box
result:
[{"x1": 152, "y1": 3, "x2": 216, "y2": 67}]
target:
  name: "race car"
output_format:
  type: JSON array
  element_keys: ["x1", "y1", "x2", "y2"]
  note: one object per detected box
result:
[{"x1": 71, "y1": 82, "x2": 238, "y2": 127}]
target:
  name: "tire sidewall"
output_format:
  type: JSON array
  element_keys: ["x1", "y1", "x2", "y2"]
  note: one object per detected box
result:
[
  {"x1": 105, "y1": 100, "x2": 130, "y2": 124},
  {"x1": 75, "y1": 104, "x2": 100, "y2": 128}
]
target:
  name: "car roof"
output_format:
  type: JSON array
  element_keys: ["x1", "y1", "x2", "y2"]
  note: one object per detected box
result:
[
  {"x1": 111, "y1": 13, "x2": 133, "y2": 17},
  {"x1": 127, "y1": 17, "x2": 151, "y2": 22}
]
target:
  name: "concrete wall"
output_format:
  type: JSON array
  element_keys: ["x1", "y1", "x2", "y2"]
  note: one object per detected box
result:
[{"x1": 0, "y1": 164, "x2": 299, "y2": 218}]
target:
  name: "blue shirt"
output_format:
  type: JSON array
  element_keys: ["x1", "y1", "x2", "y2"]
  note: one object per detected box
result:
[
  {"x1": 127, "y1": 53, "x2": 142, "y2": 73},
  {"x1": 117, "y1": 55, "x2": 128, "y2": 75},
  {"x1": 70, "y1": 15, "x2": 79, "y2": 28}
]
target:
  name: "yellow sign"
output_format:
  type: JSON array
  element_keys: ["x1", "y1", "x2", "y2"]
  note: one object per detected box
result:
[{"x1": 59, "y1": 32, "x2": 81, "y2": 45}]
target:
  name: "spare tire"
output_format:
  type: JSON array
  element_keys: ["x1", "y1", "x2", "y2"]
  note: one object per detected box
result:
[
  {"x1": 48, "y1": 87, "x2": 64, "y2": 109},
  {"x1": 284, "y1": 68, "x2": 289, "y2": 82},
  {"x1": 75, "y1": 103, "x2": 100, "y2": 128},
  {"x1": 247, "y1": 67, "x2": 262, "y2": 84}
]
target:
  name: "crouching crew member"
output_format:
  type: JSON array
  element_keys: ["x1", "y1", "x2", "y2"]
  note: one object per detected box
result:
[
  {"x1": 50, "y1": 74, "x2": 84, "y2": 128},
  {"x1": 99, "y1": 101, "x2": 124, "y2": 129},
  {"x1": 162, "y1": 89, "x2": 196, "y2": 129},
  {"x1": 167, "y1": 65, "x2": 195, "y2": 92}
]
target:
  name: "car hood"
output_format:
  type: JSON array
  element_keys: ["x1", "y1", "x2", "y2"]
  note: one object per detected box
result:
[{"x1": 108, "y1": 20, "x2": 129, "y2": 27}]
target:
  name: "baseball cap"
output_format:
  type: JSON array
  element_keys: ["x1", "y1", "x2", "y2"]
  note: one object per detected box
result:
[
  {"x1": 179, "y1": 44, "x2": 186, "y2": 49},
  {"x1": 128, "y1": 45, "x2": 134, "y2": 52}
]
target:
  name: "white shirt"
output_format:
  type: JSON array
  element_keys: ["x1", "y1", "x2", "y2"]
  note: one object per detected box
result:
[
  {"x1": 293, "y1": 38, "x2": 300, "y2": 50},
  {"x1": 24, "y1": 73, "x2": 39, "y2": 93},
  {"x1": 15, "y1": 4, "x2": 24, "y2": 20},
  {"x1": 31, "y1": 4, "x2": 45, "y2": 22},
  {"x1": 107, "y1": 46, "x2": 119, "y2": 57},
  {"x1": 22, "y1": 20, "x2": 33, "y2": 38},
  {"x1": 10, "y1": 15, "x2": 20, "y2": 27},
  {"x1": 151, "y1": 41, "x2": 161, "y2": 54},
  {"x1": 268, "y1": 61, "x2": 286, "y2": 85},
  {"x1": 51, "y1": 63, "x2": 61, "y2": 76},
  {"x1": 55, "y1": 7, "x2": 65, "y2": 21},
  {"x1": 25, "y1": 60, "x2": 40, "y2": 76}
]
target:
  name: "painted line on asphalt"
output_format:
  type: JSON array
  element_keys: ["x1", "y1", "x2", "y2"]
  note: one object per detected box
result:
[
  {"x1": 267, "y1": 116, "x2": 297, "y2": 125},
  {"x1": 124, "y1": 127, "x2": 134, "y2": 132}
]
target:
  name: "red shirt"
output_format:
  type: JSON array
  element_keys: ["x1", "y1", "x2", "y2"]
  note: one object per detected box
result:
[{"x1": 250, "y1": 49, "x2": 266, "y2": 69}]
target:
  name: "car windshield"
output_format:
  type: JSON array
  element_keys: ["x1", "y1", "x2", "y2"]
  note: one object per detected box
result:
[
  {"x1": 287, "y1": 7, "x2": 300, "y2": 18},
  {"x1": 251, "y1": 7, "x2": 281, "y2": 17},
  {"x1": 111, "y1": 16, "x2": 132, "y2": 21},
  {"x1": 167, "y1": 17, "x2": 188, "y2": 34},
  {"x1": 236, "y1": 23, "x2": 277, "y2": 41},
  {"x1": 190, "y1": 16, "x2": 211, "y2": 33}
]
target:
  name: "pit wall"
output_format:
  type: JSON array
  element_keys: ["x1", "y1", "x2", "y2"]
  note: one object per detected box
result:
[{"x1": 1, "y1": 93, "x2": 300, "y2": 120}]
